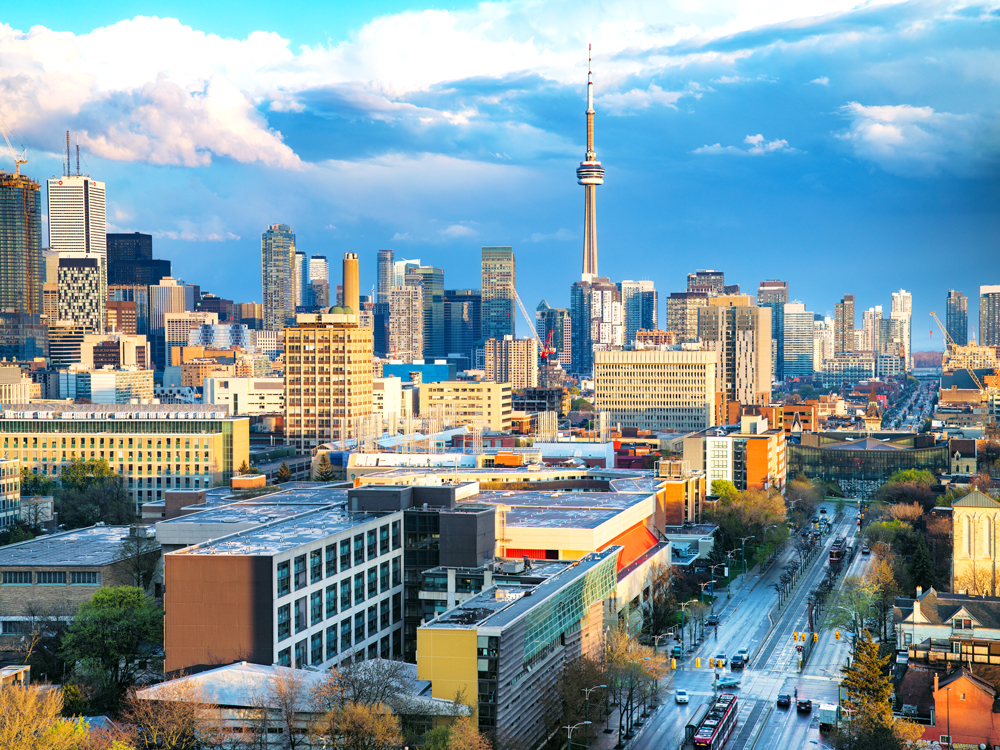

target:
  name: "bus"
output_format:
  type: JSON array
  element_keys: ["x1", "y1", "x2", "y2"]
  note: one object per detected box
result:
[
  {"x1": 693, "y1": 694, "x2": 738, "y2": 750},
  {"x1": 830, "y1": 537, "x2": 848, "y2": 565}
]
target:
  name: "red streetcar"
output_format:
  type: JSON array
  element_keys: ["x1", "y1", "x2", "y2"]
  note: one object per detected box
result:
[{"x1": 693, "y1": 693, "x2": 738, "y2": 750}]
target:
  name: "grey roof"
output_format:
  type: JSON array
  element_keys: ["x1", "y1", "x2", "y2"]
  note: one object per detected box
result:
[
  {"x1": 160, "y1": 503, "x2": 332, "y2": 526},
  {"x1": 470, "y1": 488, "x2": 652, "y2": 530},
  {"x1": 952, "y1": 489, "x2": 1000, "y2": 508},
  {"x1": 824, "y1": 437, "x2": 904, "y2": 451},
  {"x1": 898, "y1": 588, "x2": 1000, "y2": 629},
  {"x1": 0, "y1": 526, "x2": 138, "y2": 568}
]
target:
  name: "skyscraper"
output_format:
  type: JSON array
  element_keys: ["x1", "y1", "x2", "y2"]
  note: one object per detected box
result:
[
  {"x1": 757, "y1": 280, "x2": 788, "y2": 380},
  {"x1": 687, "y1": 270, "x2": 726, "y2": 296},
  {"x1": 444, "y1": 289, "x2": 481, "y2": 360},
  {"x1": 106, "y1": 232, "x2": 170, "y2": 286},
  {"x1": 484, "y1": 336, "x2": 538, "y2": 390},
  {"x1": 666, "y1": 292, "x2": 708, "y2": 343},
  {"x1": 109, "y1": 285, "x2": 150, "y2": 335},
  {"x1": 406, "y1": 265, "x2": 445, "y2": 358},
  {"x1": 891, "y1": 289, "x2": 912, "y2": 370},
  {"x1": 0, "y1": 172, "x2": 43, "y2": 316},
  {"x1": 261, "y1": 224, "x2": 296, "y2": 331},
  {"x1": 618, "y1": 279, "x2": 656, "y2": 345},
  {"x1": 861, "y1": 306, "x2": 883, "y2": 353},
  {"x1": 946, "y1": 290, "x2": 968, "y2": 346},
  {"x1": 813, "y1": 316, "x2": 834, "y2": 371},
  {"x1": 576, "y1": 47, "x2": 604, "y2": 279},
  {"x1": 782, "y1": 301, "x2": 814, "y2": 378},
  {"x1": 481, "y1": 247, "x2": 515, "y2": 341},
  {"x1": 293, "y1": 250, "x2": 307, "y2": 308},
  {"x1": 981, "y1": 286, "x2": 1000, "y2": 347},
  {"x1": 536, "y1": 300, "x2": 572, "y2": 368},
  {"x1": 697, "y1": 304, "x2": 773, "y2": 406},
  {"x1": 57, "y1": 257, "x2": 105, "y2": 333},
  {"x1": 834, "y1": 294, "x2": 855, "y2": 354},
  {"x1": 388, "y1": 285, "x2": 423, "y2": 360},
  {"x1": 377, "y1": 249, "x2": 394, "y2": 304},
  {"x1": 570, "y1": 277, "x2": 622, "y2": 375}
]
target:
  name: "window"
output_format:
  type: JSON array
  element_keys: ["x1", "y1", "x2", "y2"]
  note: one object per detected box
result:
[
  {"x1": 367, "y1": 530, "x2": 377, "y2": 561},
  {"x1": 354, "y1": 613, "x2": 365, "y2": 642},
  {"x1": 2, "y1": 571, "x2": 31, "y2": 585},
  {"x1": 380, "y1": 563, "x2": 389, "y2": 593},
  {"x1": 391, "y1": 521, "x2": 401, "y2": 550},
  {"x1": 327, "y1": 626, "x2": 338, "y2": 658},
  {"x1": 71, "y1": 571, "x2": 99, "y2": 585},
  {"x1": 380, "y1": 599, "x2": 390, "y2": 630},
  {"x1": 368, "y1": 605, "x2": 378, "y2": 637},
  {"x1": 340, "y1": 540, "x2": 351, "y2": 570},
  {"x1": 311, "y1": 632, "x2": 323, "y2": 665},
  {"x1": 368, "y1": 643, "x2": 377, "y2": 660},
  {"x1": 954, "y1": 618, "x2": 973, "y2": 630},
  {"x1": 379, "y1": 525, "x2": 389, "y2": 555},
  {"x1": 295, "y1": 598, "x2": 307, "y2": 633},
  {"x1": 354, "y1": 573, "x2": 365, "y2": 605},
  {"x1": 310, "y1": 550, "x2": 323, "y2": 584},
  {"x1": 278, "y1": 648, "x2": 291, "y2": 667},
  {"x1": 341, "y1": 580, "x2": 351, "y2": 610},
  {"x1": 37, "y1": 571, "x2": 64, "y2": 585},
  {"x1": 368, "y1": 568, "x2": 377, "y2": 598},
  {"x1": 326, "y1": 585, "x2": 337, "y2": 618},
  {"x1": 325, "y1": 545, "x2": 337, "y2": 577},
  {"x1": 354, "y1": 535, "x2": 364, "y2": 565},
  {"x1": 1, "y1": 621, "x2": 28, "y2": 634},
  {"x1": 294, "y1": 555, "x2": 307, "y2": 590},
  {"x1": 277, "y1": 605, "x2": 291, "y2": 641},
  {"x1": 392, "y1": 593, "x2": 402, "y2": 623},
  {"x1": 341, "y1": 620, "x2": 352, "y2": 650},
  {"x1": 295, "y1": 640, "x2": 307, "y2": 669},
  {"x1": 381, "y1": 635, "x2": 390, "y2": 659},
  {"x1": 311, "y1": 591, "x2": 323, "y2": 626}
]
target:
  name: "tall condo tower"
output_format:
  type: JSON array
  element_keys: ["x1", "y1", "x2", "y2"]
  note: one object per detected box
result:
[{"x1": 576, "y1": 45, "x2": 604, "y2": 280}]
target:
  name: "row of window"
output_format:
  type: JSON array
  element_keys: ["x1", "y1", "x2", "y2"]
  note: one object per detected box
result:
[
  {"x1": 2, "y1": 570, "x2": 100, "y2": 586},
  {"x1": 277, "y1": 626, "x2": 401, "y2": 669},
  {"x1": 277, "y1": 573, "x2": 402, "y2": 639},
  {"x1": 4, "y1": 436, "x2": 210, "y2": 449},
  {"x1": 276, "y1": 528, "x2": 401, "y2": 597},
  {"x1": 278, "y1": 593, "x2": 401, "y2": 645}
]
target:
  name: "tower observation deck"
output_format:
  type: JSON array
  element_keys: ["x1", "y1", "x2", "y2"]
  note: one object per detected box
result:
[{"x1": 576, "y1": 45, "x2": 604, "y2": 280}]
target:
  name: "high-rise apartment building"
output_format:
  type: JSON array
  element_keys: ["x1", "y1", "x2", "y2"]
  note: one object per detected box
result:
[
  {"x1": 687, "y1": 270, "x2": 726, "y2": 295},
  {"x1": 149, "y1": 277, "x2": 187, "y2": 332},
  {"x1": 782, "y1": 301, "x2": 814, "y2": 378},
  {"x1": 376, "y1": 249, "x2": 394, "y2": 304},
  {"x1": 697, "y1": 304, "x2": 773, "y2": 405},
  {"x1": 309, "y1": 255, "x2": 329, "y2": 285},
  {"x1": 666, "y1": 292, "x2": 709, "y2": 343},
  {"x1": 946, "y1": 290, "x2": 968, "y2": 346},
  {"x1": 406, "y1": 265, "x2": 445, "y2": 358},
  {"x1": 284, "y1": 312, "x2": 374, "y2": 451},
  {"x1": 106, "y1": 300, "x2": 138, "y2": 335},
  {"x1": 57, "y1": 256, "x2": 106, "y2": 333},
  {"x1": 980, "y1": 286, "x2": 1000, "y2": 348},
  {"x1": 388, "y1": 286, "x2": 423, "y2": 361},
  {"x1": 293, "y1": 250, "x2": 307, "y2": 308},
  {"x1": 570, "y1": 277, "x2": 622, "y2": 375},
  {"x1": 861, "y1": 306, "x2": 883, "y2": 353},
  {"x1": 484, "y1": 336, "x2": 538, "y2": 390},
  {"x1": 261, "y1": 224, "x2": 296, "y2": 331},
  {"x1": 594, "y1": 349, "x2": 717, "y2": 432},
  {"x1": 47, "y1": 322, "x2": 90, "y2": 367},
  {"x1": 0, "y1": 172, "x2": 43, "y2": 316},
  {"x1": 577, "y1": 52, "x2": 604, "y2": 279},
  {"x1": 535, "y1": 300, "x2": 572, "y2": 368},
  {"x1": 106, "y1": 232, "x2": 170, "y2": 286},
  {"x1": 891, "y1": 289, "x2": 912, "y2": 370},
  {"x1": 834, "y1": 294, "x2": 855, "y2": 354},
  {"x1": 757, "y1": 280, "x2": 788, "y2": 380},
  {"x1": 393, "y1": 258, "x2": 419, "y2": 287},
  {"x1": 618, "y1": 280, "x2": 656, "y2": 345},
  {"x1": 444, "y1": 289, "x2": 481, "y2": 360},
  {"x1": 481, "y1": 247, "x2": 515, "y2": 341}
]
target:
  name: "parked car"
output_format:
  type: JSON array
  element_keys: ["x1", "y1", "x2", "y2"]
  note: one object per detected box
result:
[
  {"x1": 797, "y1": 699, "x2": 813, "y2": 713},
  {"x1": 675, "y1": 689, "x2": 689, "y2": 704},
  {"x1": 777, "y1": 694, "x2": 791, "y2": 708},
  {"x1": 706, "y1": 614, "x2": 720, "y2": 626}
]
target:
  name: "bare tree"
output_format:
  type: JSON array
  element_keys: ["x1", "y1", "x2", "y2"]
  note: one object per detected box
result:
[
  {"x1": 336, "y1": 658, "x2": 413, "y2": 710},
  {"x1": 116, "y1": 531, "x2": 162, "y2": 592}
]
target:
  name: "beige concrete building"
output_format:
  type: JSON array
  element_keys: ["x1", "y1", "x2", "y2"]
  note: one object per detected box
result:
[
  {"x1": 203, "y1": 376, "x2": 285, "y2": 415},
  {"x1": 697, "y1": 304, "x2": 772, "y2": 406},
  {"x1": 419, "y1": 380, "x2": 512, "y2": 432},
  {"x1": 284, "y1": 312, "x2": 374, "y2": 451},
  {"x1": 0, "y1": 366, "x2": 32, "y2": 404},
  {"x1": 373, "y1": 376, "x2": 403, "y2": 423},
  {"x1": 388, "y1": 286, "x2": 423, "y2": 360},
  {"x1": 594, "y1": 349, "x2": 717, "y2": 432},
  {"x1": 484, "y1": 336, "x2": 538, "y2": 390},
  {"x1": 0, "y1": 457, "x2": 20, "y2": 529},
  {"x1": 953, "y1": 490, "x2": 1000, "y2": 597},
  {"x1": 165, "y1": 312, "x2": 218, "y2": 356},
  {"x1": 0, "y1": 403, "x2": 249, "y2": 508}
]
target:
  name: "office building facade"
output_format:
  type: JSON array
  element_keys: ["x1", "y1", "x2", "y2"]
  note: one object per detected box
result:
[
  {"x1": 782, "y1": 301, "x2": 814, "y2": 378},
  {"x1": 0, "y1": 173, "x2": 43, "y2": 316},
  {"x1": 389, "y1": 286, "x2": 424, "y2": 361},
  {"x1": 980, "y1": 286, "x2": 1000, "y2": 348},
  {"x1": 947, "y1": 290, "x2": 969, "y2": 346},
  {"x1": 570, "y1": 277, "x2": 622, "y2": 375},
  {"x1": 57, "y1": 256, "x2": 106, "y2": 333},
  {"x1": 106, "y1": 232, "x2": 170, "y2": 286},
  {"x1": 418, "y1": 381, "x2": 512, "y2": 432},
  {"x1": 757, "y1": 280, "x2": 788, "y2": 380},
  {"x1": 697, "y1": 304, "x2": 772, "y2": 405},
  {"x1": 406, "y1": 266, "x2": 445, "y2": 359},
  {"x1": 535, "y1": 300, "x2": 572, "y2": 368},
  {"x1": 891, "y1": 289, "x2": 912, "y2": 370},
  {"x1": 109, "y1": 285, "x2": 150, "y2": 335},
  {"x1": 261, "y1": 224, "x2": 296, "y2": 331},
  {"x1": 687, "y1": 270, "x2": 726, "y2": 295},
  {"x1": 834, "y1": 294, "x2": 855, "y2": 354},
  {"x1": 47, "y1": 176, "x2": 106, "y2": 264},
  {"x1": 618, "y1": 279, "x2": 656, "y2": 345},
  {"x1": 444, "y1": 289, "x2": 481, "y2": 360},
  {"x1": 666, "y1": 292, "x2": 708, "y2": 343},
  {"x1": 481, "y1": 247, "x2": 515, "y2": 342},
  {"x1": 376, "y1": 249, "x2": 394, "y2": 304}
]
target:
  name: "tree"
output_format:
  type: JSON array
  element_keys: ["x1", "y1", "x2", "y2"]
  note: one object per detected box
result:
[
  {"x1": 885, "y1": 469, "x2": 935, "y2": 487},
  {"x1": 864, "y1": 557, "x2": 900, "y2": 642},
  {"x1": 336, "y1": 658, "x2": 413, "y2": 710},
  {"x1": 640, "y1": 561, "x2": 677, "y2": 637},
  {"x1": 61, "y1": 586, "x2": 164, "y2": 713},
  {"x1": 888, "y1": 502, "x2": 922, "y2": 524},
  {"x1": 876, "y1": 481, "x2": 934, "y2": 511},
  {"x1": 0, "y1": 684, "x2": 92, "y2": 750},
  {"x1": 121, "y1": 681, "x2": 206, "y2": 750},
  {"x1": 541, "y1": 655, "x2": 605, "y2": 747},
  {"x1": 841, "y1": 631, "x2": 894, "y2": 734},
  {"x1": 56, "y1": 476, "x2": 136, "y2": 530},
  {"x1": 910, "y1": 538, "x2": 933, "y2": 592},
  {"x1": 259, "y1": 667, "x2": 313, "y2": 750},
  {"x1": 314, "y1": 453, "x2": 337, "y2": 482},
  {"x1": 710, "y1": 480, "x2": 738, "y2": 500},
  {"x1": 20, "y1": 467, "x2": 56, "y2": 497},
  {"x1": 955, "y1": 561, "x2": 995, "y2": 597},
  {"x1": 59, "y1": 458, "x2": 120, "y2": 491},
  {"x1": 448, "y1": 715, "x2": 492, "y2": 750},
  {"x1": 276, "y1": 462, "x2": 292, "y2": 483},
  {"x1": 236, "y1": 460, "x2": 260, "y2": 476},
  {"x1": 570, "y1": 397, "x2": 594, "y2": 412},
  {"x1": 978, "y1": 440, "x2": 1000, "y2": 472},
  {"x1": 0, "y1": 522, "x2": 35, "y2": 547},
  {"x1": 316, "y1": 703, "x2": 402, "y2": 750},
  {"x1": 116, "y1": 532, "x2": 161, "y2": 592}
]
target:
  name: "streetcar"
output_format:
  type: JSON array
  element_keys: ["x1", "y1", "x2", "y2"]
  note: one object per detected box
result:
[
  {"x1": 829, "y1": 536, "x2": 848, "y2": 565},
  {"x1": 693, "y1": 693, "x2": 738, "y2": 750}
]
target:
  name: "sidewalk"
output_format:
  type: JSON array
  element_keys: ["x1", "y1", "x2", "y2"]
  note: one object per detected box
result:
[{"x1": 585, "y1": 696, "x2": 657, "y2": 750}]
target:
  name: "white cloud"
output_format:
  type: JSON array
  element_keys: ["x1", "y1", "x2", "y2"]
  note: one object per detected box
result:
[
  {"x1": 529, "y1": 228, "x2": 575, "y2": 242},
  {"x1": 601, "y1": 83, "x2": 696, "y2": 115},
  {"x1": 693, "y1": 134, "x2": 797, "y2": 155},
  {"x1": 392, "y1": 232, "x2": 411, "y2": 241},
  {"x1": 811, "y1": 76, "x2": 830, "y2": 86},
  {"x1": 440, "y1": 223, "x2": 478, "y2": 238},
  {"x1": 837, "y1": 101, "x2": 994, "y2": 177},
  {"x1": 149, "y1": 219, "x2": 241, "y2": 242}
]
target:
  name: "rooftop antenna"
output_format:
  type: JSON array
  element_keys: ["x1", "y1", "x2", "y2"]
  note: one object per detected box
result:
[
  {"x1": 75, "y1": 136, "x2": 80, "y2": 177},
  {"x1": 65, "y1": 131, "x2": 70, "y2": 177}
]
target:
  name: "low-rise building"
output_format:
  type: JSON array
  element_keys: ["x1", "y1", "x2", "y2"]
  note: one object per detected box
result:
[
  {"x1": 419, "y1": 380, "x2": 512, "y2": 432},
  {"x1": 57, "y1": 366, "x2": 154, "y2": 404},
  {"x1": 0, "y1": 457, "x2": 20, "y2": 528},
  {"x1": 203, "y1": 376, "x2": 285, "y2": 416},
  {"x1": 683, "y1": 415, "x2": 787, "y2": 493}
]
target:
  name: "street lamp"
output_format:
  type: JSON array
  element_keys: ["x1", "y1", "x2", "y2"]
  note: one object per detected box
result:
[
  {"x1": 581, "y1": 684, "x2": 606, "y2": 742},
  {"x1": 699, "y1": 580, "x2": 717, "y2": 606},
  {"x1": 740, "y1": 535, "x2": 755, "y2": 576},
  {"x1": 564, "y1": 721, "x2": 592, "y2": 750},
  {"x1": 709, "y1": 563, "x2": 727, "y2": 604},
  {"x1": 679, "y1": 601, "x2": 696, "y2": 651}
]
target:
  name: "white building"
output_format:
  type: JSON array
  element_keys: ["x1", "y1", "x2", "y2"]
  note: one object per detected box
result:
[
  {"x1": 149, "y1": 278, "x2": 188, "y2": 332},
  {"x1": 203, "y1": 377, "x2": 285, "y2": 416},
  {"x1": 373, "y1": 376, "x2": 403, "y2": 424},
  {"x1": 813, "y1": 317, "x2": 834, "y2": 372},
  {"x1": 891, "y1": 289, "x2": 913, "y2": 370},
  {"x1": 57, "y1": 367, "x2": 154, "y2": 405},
  {"x1": 46, "y1": 176, "x2": 106, "y2": 263}
]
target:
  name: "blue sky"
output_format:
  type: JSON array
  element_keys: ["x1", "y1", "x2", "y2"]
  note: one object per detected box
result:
[{"x1": 2, "y1": 0, "x2": 998, "y2": 349}]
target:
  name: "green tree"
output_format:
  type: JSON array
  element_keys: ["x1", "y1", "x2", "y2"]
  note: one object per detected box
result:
[
  {"x1": 314, "y1": 453, "x2": 337, "y2": 482},
  {"x1": 910, "y1": 538, "x2": 933, "y2": 593},
  {"x1": 571, "y1": 397, "x2": 594, "y2": 412},
  {"x1": 884, "y1": 469, "x2": 934, "y2": 487},
  {"x1": 0, "y1": 522, "x2": 35, "y2": 546},
  {"x1": 61, "y1": 586, "x2": 164, "y2": 713},
  {"x1": 710, "y1": 480, "x2": 738, "y2": 500},
  {"x1": 276, "y1": 461, "x2": 292, "y2": 483},
  {"x1": 56, "y1": 476, "x2": 136, "y2": 530},
  {"x1": 236, "y1": 459, "x2": 260, "y2": 476},
  {"x1": 59, "y1": 458, "x2": 119, "y2": 491},
  {"x1": 116, "y1": 533, "x2": 162, "y2": 591},
  {"x1": 841, "y1": 630, "x2": 894, "y2": 732},
  {"x1": 20, "y1": 467, "x2": 56, "y2": 497}
]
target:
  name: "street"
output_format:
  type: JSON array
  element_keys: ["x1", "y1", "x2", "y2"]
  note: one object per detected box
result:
[{"x1": 629, "y1": 503, "x2": 874, "y2": 750}]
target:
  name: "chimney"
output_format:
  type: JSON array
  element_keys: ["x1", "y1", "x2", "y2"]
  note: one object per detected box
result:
[
  {"x1": 934, "y1": 673, "x2": 939, "y2": 693},
  {"x1": 343, "y1": 253, "x2": 360, "y2": 314},
  {"x1": 916, "y1": 585, "x2": 923, "y2": 598}
]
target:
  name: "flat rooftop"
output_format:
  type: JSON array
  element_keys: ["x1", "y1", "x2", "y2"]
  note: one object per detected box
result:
[
  {"x1": 460, "y1": 488, "x2": 654, "y2": 529},
  {"x1": 0, "y1": 526, "x2": 138, "y2": 568},
  {"x1": 176, "y1": 506, "x2": 386, "y2": 557},
  {"x1": 363, "y1": 466, "x2": 590, "y2": 478},
  {"x1": 0, "y1": 403, "x2": 232, "y2": 419},
  {"x1": 422, "y1": 547, "x2": 619, "y2": 630},
  {"x1": 159, "y1": 502, "x2": 332, "y2": 526},
  {"x1": 148, "y1": 483, "x2": 348, "y2": 511}
]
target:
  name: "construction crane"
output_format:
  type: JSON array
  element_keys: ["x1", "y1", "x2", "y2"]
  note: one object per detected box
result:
[
  {"x1": 0, "y1": 117, "x2": 28, "y2": 175},
  {"x1": 931, "y1": 311, "x2": 988, "y2": 392},
  {"x1": 513, "y1": 289, "x2": 544, "y2": 351},
  {"x1": 541, "y1": 328, "x2": 555, "y2": 360}
]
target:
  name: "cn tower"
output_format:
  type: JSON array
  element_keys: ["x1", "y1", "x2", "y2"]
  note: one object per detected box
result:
[{"x1": 576, "y1": 44, "x2": 604, "y2": 280}]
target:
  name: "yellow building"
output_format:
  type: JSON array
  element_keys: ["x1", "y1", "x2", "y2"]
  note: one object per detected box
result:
[
  {"x1": 284, "y1": 312, "x2": 374, "y2": 451},
  {"x1": 953, "y1": 489, "x2": 1000, "y2": 596},
  {"x1": 484, "y1": 336, "x2": 538, "y2": 390},
  {"x1": 0, "y1": 403, "x2": 249, "y2": 510},
  {"x1": 418, "y1": 381, "x2": 512, "y2": 432}
]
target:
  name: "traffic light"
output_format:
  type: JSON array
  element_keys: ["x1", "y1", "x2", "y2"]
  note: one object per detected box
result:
[
  {"x1": 793, "y1": 632, "x2": 799, "y2": 641},
  {"x1": 696, "y1": 658, "x2": 701, "y2": 668},
  {"x1": 835, "y1": 630, "x2": 841, "y2": 640},
  {"x1": 671, "y1": 659, "x2": 677, "y2": 669},
  {"x1": 813, "y1": 632, "x2": 818, "y2": 642}
]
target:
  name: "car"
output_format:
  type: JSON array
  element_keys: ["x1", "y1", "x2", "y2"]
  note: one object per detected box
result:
[
  {"x1": 730, "y1": 654, "x2": 745, "y2": 669},
  {"x1": 862, "y1": 545, "x2": 871, "y2": 555},
  {"x1": 736, "y1": 647, "x2": 749, "y2": 659},
  {"x1": 713, "y1": 652, "x2": 727, "y2": 667},
  {"x1": 706, "y1": 615, "x2": 720, "y2": 627},
  {"x1": 797, "y1": 699, "x2": 813, "y2": 713},
  {"x1": 777, "y1": 694, "x2": 792, "y2": 708},
  {"x1": 819, "y1": 507, "x2": 827, "y2": 515},
  {"x1": 675, "y1": 689, "x2": 689, "y2": 704},
  {"x1": 812, "y1": 516, "x2": 819, "y2": 524},
  {"x1": 717, "y1": 675, "x2": 741, "y2": 688}
]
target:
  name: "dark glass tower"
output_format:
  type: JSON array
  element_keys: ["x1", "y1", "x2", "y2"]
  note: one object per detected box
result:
[
  {"x1": 106, "y1": 232, "x2": 170, "y2": 286},
  {"x1": 0, "y1": 173, "x2": 43, "y2": 316}
]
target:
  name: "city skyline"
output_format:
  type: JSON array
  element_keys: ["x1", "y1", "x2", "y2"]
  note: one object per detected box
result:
[{"x1": 0, "y1": 1, "x2": 996, "y2": 350}]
